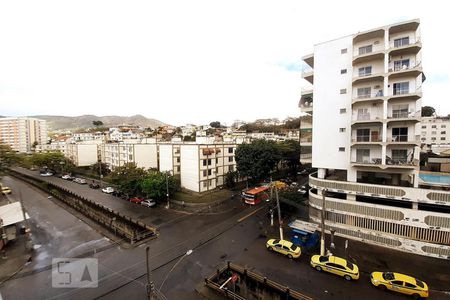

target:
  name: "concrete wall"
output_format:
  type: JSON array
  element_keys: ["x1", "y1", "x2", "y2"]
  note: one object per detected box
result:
[
  {"x1": 134, "y1": 144, "x2": 158, "y2": 169},
  {"x1": 180, "y1": 145, "x2": 200, "y2": 192},
  {"x1": 159, "y1": 144, "x2": 174, "y2": 172}
]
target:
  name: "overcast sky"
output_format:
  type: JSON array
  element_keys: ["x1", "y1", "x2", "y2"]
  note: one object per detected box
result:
[{"x1": 1, "y1": 0, "x2": 449, "y2": 126}]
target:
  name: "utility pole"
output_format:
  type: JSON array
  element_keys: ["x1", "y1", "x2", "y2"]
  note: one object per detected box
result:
[
  {"x1": 165, "y1": 171, "x2": 170, "y2": 209},
  {"x1": 98, "y1": 160, "x2": 103, "y2": 188},
  {"x1": 274, "y1": 185, "x2": 283, "y2": 240},
  {"x1": 320, "y1": 188, "x2": 327, "y2": 256},
  {"x1": 146, "y1": 246, "x2": 153, "y2": 300}
]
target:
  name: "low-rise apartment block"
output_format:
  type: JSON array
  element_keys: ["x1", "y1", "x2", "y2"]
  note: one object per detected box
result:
[
  {"x1": 100, "y1": 143, "x2": 158, "y2": 170},
  {"x1": 159, "y1": 144, "x2": 181, "y2": 175},
  {"x1": 420, "y1": 116, "x2": 450, "y2": 145},
  {"x1": 65, "y1": 144, "x2": 99, "y2": 167}
]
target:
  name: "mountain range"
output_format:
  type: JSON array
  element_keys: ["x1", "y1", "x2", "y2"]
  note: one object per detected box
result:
[{"x1": 30, "y1": 114, "x2": 167, "y2": 131}]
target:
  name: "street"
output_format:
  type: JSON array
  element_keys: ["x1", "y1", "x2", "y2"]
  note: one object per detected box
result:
[{"x1": 0, "y1": 174, "x2": 449, "y2": 299}]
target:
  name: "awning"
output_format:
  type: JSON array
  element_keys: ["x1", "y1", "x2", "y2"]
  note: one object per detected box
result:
[{"x1": 0, "y1": 202, "x2": 30, "y2": 227}]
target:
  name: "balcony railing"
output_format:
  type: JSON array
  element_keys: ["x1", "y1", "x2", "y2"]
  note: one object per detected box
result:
[
  {"x1": 353, "y1": 114, "x2": 382, "y2": 122},
  {"x1": 389, "y1": 38, "x2": 421, "y2": 49},
  {"x1": 388, "y1": 135, "x2": 421, "y2": 143},
  {"x1": 355, "y1": 90, "x2": 384, "y2": 100},
  {"x1": 300, "y1": 138, "x2": 312, "y2": 143},
  {"x1": 352, "y1": 158, "x2": 382, "y2": 165},
  {"x1": 389, "y1": 61, "x2": 422, "y2": 72},
  {"x1": 300, "y1": 153, "x2": 312, "y2": 159},
  {"x1": 353, "y1": 45, "x2": 385, "y2": 57},
  {"x1": 387, "y1": 111, "x2": 421, "y2": 119},
  {"x1": 352, "y1": 136, "x2": 382, "y2": 143}
]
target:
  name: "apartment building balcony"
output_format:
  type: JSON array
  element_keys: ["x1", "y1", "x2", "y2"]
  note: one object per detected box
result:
[
  {"x1": 301, "y1": 69, "x2": 314, "y2": 84},
  {"x1": 300, "y1": 137, "x2": 312, "y2": 146},
  {"x1": 302, "y1": 53, "x2": 314, "y2": 68},
  {"x1": 351, "y1": 113, "x2": 383, "y2": 125},
  {"x1": 352, "y1": 72, "x2": 385, "y2": 85},
  {"x1": 299, "y1": 88, "x2": 313, "y2": 113},
  {"x1": 386, "y1": 134, "x2": 421, "y2": 145},
  {"x1": 388, "y1": 87, "x2": 422, "y2": 102},
  {"x1": 352, "y1": 90, "x2": 384, "y2": 105},
  {"x1": 389, "y1": 38, "x2": 422, "y2": 57},
  {"x1": 351, "y1": 157, "x2": 383, "y2": 167},
  {"x1": 388, "y1": 61, "x2": 423, "y2": 79},
  {"x1": 352, "y1": 46, "x2": 385, "y2": 65},
  {"x1": 351, "y1": 135, "x2": 383, "y2": 145},
  {"x1": 387, "y1": 111, "x2": 421, "y2": 123}
]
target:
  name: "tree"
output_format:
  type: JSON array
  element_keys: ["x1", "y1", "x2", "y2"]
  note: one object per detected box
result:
[
  {"x1": 91, "y1": 162, "x2": 110, "y2": 177},
  {"x1": 235, "y1": 140, "x2": 280, "y2": 182},
  {"x1": 93, "y1": 120, "x2": 104, "y2": 127},
  {"x1": 422, "y1": 106, "x2": 436, "y2": 117},
  {"x1": 277, "y1": 140, "x2": 300, "y2": 173},
  {"x1": 30, "y1": 152, "x2": 73, "y2": 174},
  {"x1": 0, "y1": 143, "x2": 20, "y2": 176},
  {"x1": 141, "y1": 171, "x2": 178, "y2": 201},
  {"x1": 107, "y1": 163, "x2": 147, "y2": 196},
  {"x1": 225, "y1": 171, "x2": 238, "y2": 188},
  {"x1": 209, "y1": 121, "x2": 221, "y2": 128}
]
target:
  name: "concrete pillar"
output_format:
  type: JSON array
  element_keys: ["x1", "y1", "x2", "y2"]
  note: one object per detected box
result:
[
  {"x1": 347, "y1": 194, "x2": 356, "y2": 201},
  {"x1": 318, "y1": 168, "x2": 326, "y2": 179},
  {"x1": 347, "y1": 169, "x2": 357, "y2": 182},
  {"x1": 381, "y1": 144, "x2": 387, "y2": 165},
  {"x1": 413, "y1": 170, "x2": 419, "y2": 188},
  {"x1": 412, "y1": 202, "x2": 418, "y2": 210}
]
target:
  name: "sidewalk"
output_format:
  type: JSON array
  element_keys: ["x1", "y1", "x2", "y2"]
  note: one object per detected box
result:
[{"x1": 0, "y1": 235, "x2": 33, "y2": 284}]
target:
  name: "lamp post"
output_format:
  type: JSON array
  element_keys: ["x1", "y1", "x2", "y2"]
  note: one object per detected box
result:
[
  {"x1": 159, "y1": 249, "x2": 193, "y2": 292},
  {"x1": 165, "y1": 171, "x2": 172, "y2": 209}
]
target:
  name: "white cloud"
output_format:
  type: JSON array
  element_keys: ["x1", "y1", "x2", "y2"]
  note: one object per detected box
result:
[{"x1": 0, "y1": 0, "x2": 449, "y2": 125}]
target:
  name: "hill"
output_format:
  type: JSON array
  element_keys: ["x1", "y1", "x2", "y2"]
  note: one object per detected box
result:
[{"x1": 31, "y1": 114, "x2": 167, "y2": 131}]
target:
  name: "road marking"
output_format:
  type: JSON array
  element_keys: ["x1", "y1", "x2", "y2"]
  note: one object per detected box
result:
[{"x1": 237, "y1": 205, "x2": 266, "y2": 223}]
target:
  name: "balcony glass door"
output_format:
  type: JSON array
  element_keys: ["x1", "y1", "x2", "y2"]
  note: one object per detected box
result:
[
  {"x1": 392, "y1": 104, "x2": 409, "y2": 118},
  {"x1": 357, "y1": 87, "x2": 371, "y2": 98},
  {"x1": 392, "y1": 149, "x2": 408, "y2": 163},
  {"x1": 358, "y1": 66, "x2": 372, "y2": 77},
  {"x1": 392, "y1": 127, "x2": 408, "y2": 142},
  {"x1": 357, "y1": 108, "x2": 370, "y2": 120},
  {"x1": 356, "y1": 129, "x2": 370, "y2": 142},
  {"x1": 394, "y1": 37, "x2": 410, "y2": 47},
  {"x1": 394, "y1": 59, "x2": 410, "y2": 71},
  {"x1": 393, "y1": 82, "x2": 409, "y2": 95},
  {"x1": 356, "y1": 149, "x2": 370, "y2": 163}
]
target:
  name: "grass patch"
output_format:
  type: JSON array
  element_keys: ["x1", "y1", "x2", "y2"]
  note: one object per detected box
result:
[{"x1": 173, "y1": 188, "x2": 234, "y2": 203}]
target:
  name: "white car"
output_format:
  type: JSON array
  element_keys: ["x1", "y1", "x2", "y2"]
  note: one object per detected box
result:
[
  {"x1": 141, "y1": 199, "x2": 156, "y2": 207},
  {"x1": 102, "y1": 187, "x2": 114, "y2": 194},
  {"x1": 40, "y1": 172, "x2": 53, "y2": 177},
  {"x1": 61, "y1": 174, "x2": 73, "y2": 180},
  {"x1": 74, "y1": 178, "x2": 87, "y2": 184},
  {"x1": 297, "y1": 189, "x2": 307, "y2": 195}
]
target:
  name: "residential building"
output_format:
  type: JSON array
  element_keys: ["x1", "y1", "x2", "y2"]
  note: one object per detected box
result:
[
  {"x1": 299, "y1": 85, "x2": 313, "y2": 165},
  {"x1": 304, "y1": 19, "x2": 450, "y2": 258},
  {"x1": 159, "y1": 144, "x2": 181, "y2": 175},
  {"x1": 35, "y1": 141, "x2": 67, "y2": 154},
  {"x1": 100, "y1": 143, "x2": 158, "y2": 170},
  {"x1": 420, "y1": 116, "x2": 450, "y2": 145},
  {"x1": 0, "y1": 117, "x2": 47, "y2": 153},
  {"x1": 65, "y1": 144, "x2": 99, "y2": 167},
  {"x1": 180, "y1": 144, "x2": 237, "y2": 192}
]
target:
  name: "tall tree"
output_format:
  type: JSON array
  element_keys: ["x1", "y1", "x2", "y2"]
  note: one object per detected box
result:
[
  {"x1": 277, "y1": 140, "x2": 301, "y2": 173},
  {"x1": 0, "y1": 143, "x2": 20, "y2": 176},
  {"x1": 209, "y1": 121, "x2": 221, "y2": 128},
  {"x1": 421, "y1": 106, "x2": 436, "y2": 117},
  {"x1": 235, "y1": 140, "x2": 280, "y2": 182},
  {"x1": 30, "y1": 152, "x2": 74, "y2": 174},
  {"x1": 141, "y1": 171, "x2": 178, "y2": 201},
  {"x1": 107, "y1": 163, "x2": 147, "y2": 196}
]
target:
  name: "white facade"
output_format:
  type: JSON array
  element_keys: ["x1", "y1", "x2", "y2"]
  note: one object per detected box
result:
[
  {"x1": 421, "y1": 117, "x2": 450, "y2": 145},
  {"x1": 159, "y1": 144, "x2": 181, "y2": 175},
  {"x1": 180, "y1": 144, "x2": 237, "y2": 193},
  {"x1": 100, "y1": 143, "x2": 158, "y2": 170},
  {"x1": 65, "y1": 144, "x2": 98, "y2": 167},
  {"x1": 304, "y1": 20, "x2": 450, "y2": 258},
  {"x1": 0, "y1": 117, "x2": 47, "y2": 153},
  {"x1": 35, "y1": 142, "x2": 67, "y2": 154}
]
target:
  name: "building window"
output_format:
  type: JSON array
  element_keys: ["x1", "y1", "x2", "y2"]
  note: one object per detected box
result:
[
  {"x1": 393, "y1": 82, "x2": 409, "y2": 95},
  {"x1": 340, "y1": 69, "x2": 347, "y2": 74},
  {"x1": 228, "y1": 147, "x2": 233, "y2": 153},
  {"x1": 441, "y1": 125, "x2": 446, "y2": 128},
  {"x1": 431, "y1": 125, "x2": 437, "y2": 128},
  {"x1": 203, "y1": 170, "x2": 207, "y2": 177},
  {"x1": 203, "y1": 181, "x2": 208, "y2": 188},
  {"x1": 229, "y1": 165, "x2": 234, "y2": 172},
  {"x1": 356, "y1": 128, "x2": 370, "y2": 142},
  {"x1": 203, "y1": 159, "x2": 207, "y2": 166},
  {"x1": 228, "y1": 156, "x2": 233, "y2": 162},
  {"x1": 392, "y1": 104, "x2": 409, "y2": 118},
  {"x1": 358, "y1": 45, "x2": 372, "y2": 55},
  {"x1": 177, "y1": 166, "x2": 180, "y2": 172},
  {"x1": 441, "y1": 137, "x2": 446, "y2": 141},
  {"x1": 356, "y1": 149, "x2": 370, "y2": 163},
  {"x1": 441, "y1": 131, "x2": 446, "y2": 135},
  {"x1": 176, "y1": 157, "x2": 180, "y2": 163},
  {"x1": 128, "y1": 154, "x2": 132, "y2": 160},
  {"x1": 431, "y1": 137, "x2": 436, "y2": 141},
  {"x1": 392, "y1": 149, "x2": 408, "y2": 163},
  {"x1": 340, "y1": 89, "x2": 347, "y2": 94},
  {"x1": 341, "y1": 48, "x2": 347, "y2": 54},
  {"x1": 358, "y1": 66, "x2": 372, "y2": 77},
  {"x1": 392, "y1": 127, "x2": 408, "y2": 142},
  {"x1": 339, "y1": 128, "x2": 346, "y2": 133},
  {"x1": 421, "y1": 138, "x2": 426, "y2": 141},
  {"x1": 421, "y1": 131, "x2": 426, "y2": 136},
  {"x1": 338, "y1": 147, "x2": 345, "y2": 152},
  {"x1": 357, "y1": 87, "x2": 371, "y2": 98},
  {"x1": 216, "y1": 158, "x2": 219, "y2": 164},
  {"x1": 394, "y1": 36, "x2": 410, "y2": 48},
  {"x1": 208, "y1": 169, "x2": 212, "y2": 176},
  {"x1": 421, "y1": 125, "x2": 426, "y2": 129},
  {"x1": 431, "y1": 131, "x2": 437, "y2": 135}
]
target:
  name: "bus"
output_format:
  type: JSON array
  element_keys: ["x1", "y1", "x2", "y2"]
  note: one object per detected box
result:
[{"x1": 241, "y1": 186, "x2": 270, "y2": 205}]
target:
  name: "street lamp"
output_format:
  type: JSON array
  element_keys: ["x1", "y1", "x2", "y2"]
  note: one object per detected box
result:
[
  {"x1": 165, "y1": 171, "x2": 172, "y2": 209},
  {"x1": 159, "y1": 249, "x2": 193, "y2": 291}
]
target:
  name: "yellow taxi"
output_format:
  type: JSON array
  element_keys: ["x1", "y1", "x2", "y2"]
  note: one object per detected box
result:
[
  {"x1": 1, "y1": 186, "x2": 12, "y2": 195},
  {"x1": 310, "y1": 255, "x2": 359, "y2": 281},
  {"x1": 370, "y1": 272, "x2": 429, "y2": 298},
  {"x1": 266, "y1": 239, "x2": 301, "y2": 259}
]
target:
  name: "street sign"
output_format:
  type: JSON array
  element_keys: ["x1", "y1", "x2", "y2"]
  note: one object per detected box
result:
[{"x1": 231, "y1": 273, "x2": 239, "y2": 283}]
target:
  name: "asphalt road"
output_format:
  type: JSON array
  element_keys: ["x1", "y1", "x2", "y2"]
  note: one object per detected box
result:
[{"x1": 1, "y1": 172, "x2": 449, "y2": 300}]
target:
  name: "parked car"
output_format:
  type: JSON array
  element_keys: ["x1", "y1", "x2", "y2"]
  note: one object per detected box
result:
[
  {"x1": 141, "y1": 199, "x2": 156, "y2": 207},
  {"x1": 73, "y1": 178, "x2": 87, "y2": 184},
  {"x1": 310, "y1": 255, "x2": 360, "y2": 281},
  {"x1": 370, "y1": 272, "x2": 428, "y2": 298},
  {"x1": 298, "y1": 169, "x2": 309, "y2": 175},
  {"x1": 129, "y1": 197, "x2": 144, "y2": 204},
  {"x1": 266, "y1": 239, "x2": 301, "y2": 259},
  {"x1": 61, "y1": 174, "x2": 74, "y2": 180},
  {"x1": 297, "y1": 189, "x2": 307, "y2": 195},
  {"x1": 102, "y1": 187, "x2": 114, "y2": 194},
  {"x1": 1, "y1": 186, "x2": 12, "y2": 195},
  {"x1": 89, "y1": 183, "x2": 100, "y2": 189},
  {"x1": 40, "y1": 171, "x2": 53, "y2": 177}
]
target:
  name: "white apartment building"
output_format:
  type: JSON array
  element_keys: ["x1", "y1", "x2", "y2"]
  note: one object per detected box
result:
[
  {"x1": 180, "y1": 144, "x2": 237, "y2": 193},
  {"x1": 421, "y1": 116, "x2": 450, "y2": 145},
  {"x1": 35, "y1": 141, "x2": 67, "y2": 154},
  {"x1": 65, "y1": 144, "x2": 99, "y2": 167},
  {"x1": 159, "y1": 144, "x2": 181, "y2": 175},
  {"x1": 0, "y1": 117, "x2": 47, "y2": 153},
  {"x1": 100, "y1": 143, "x2": 158, "y2": 170},
  {"x1": 304, "y1": 19, "x2": 450, "y2": 258}
]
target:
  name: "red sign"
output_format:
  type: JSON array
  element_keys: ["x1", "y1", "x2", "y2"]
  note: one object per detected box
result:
[{"x1": 231, "y1": 273, "x2": 239, "y2": 283}]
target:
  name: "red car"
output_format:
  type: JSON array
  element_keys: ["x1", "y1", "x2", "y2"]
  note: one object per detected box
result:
[{"x1": 129, "y1": 197, "x2": 144, "y2": 204}]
